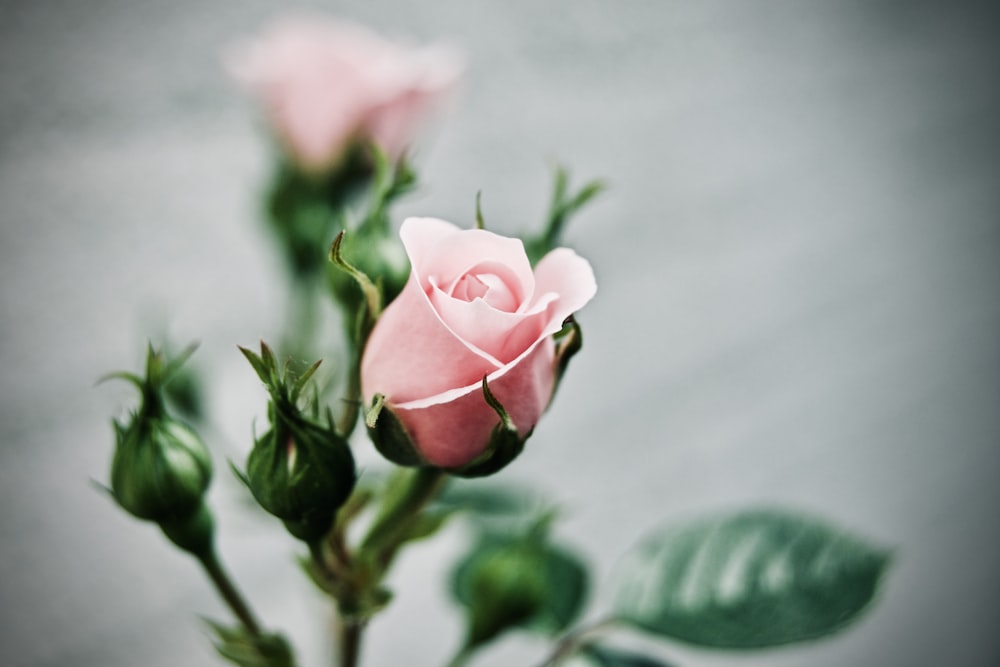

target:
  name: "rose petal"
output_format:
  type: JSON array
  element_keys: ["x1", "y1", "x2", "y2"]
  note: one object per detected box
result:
[
  {"x1": 400, "y1": 218, "x2": 534, "y2": 302},
  {"x1": 393, "y1": 338, "x2": 556, "y2": 467},
  {"x1": 361, "y1": 277, "x2": 501, "y2": 404},
  {"x1": 531, "y1": 247, "x2": 598, "y2": 335},
  {"x1": 428, "y1": 283, "x2": 550, "y2": 363}
]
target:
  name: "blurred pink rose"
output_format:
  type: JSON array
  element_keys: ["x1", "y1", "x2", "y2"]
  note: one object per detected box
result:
[
  {"x1": 229, "y1": 16, "x2": 461, "y2": 173},
  {"x1": 361, "y1": 218, "x2": 597, "y2": 468}
]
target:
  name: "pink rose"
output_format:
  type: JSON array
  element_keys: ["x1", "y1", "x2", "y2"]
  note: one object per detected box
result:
[
  {"x1": 228, "y1": 16, "x2": 461, "y2": 173},
  {"x1": 360, "y1": 218, "x2": 597, "y2": 469}
]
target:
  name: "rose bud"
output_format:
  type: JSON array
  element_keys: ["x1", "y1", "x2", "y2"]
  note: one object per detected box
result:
[
  {"x1": 106, "y1": 345, "x2": 215, "y2": 553},
  {"x1": 111, "y1": 416, "x2": 213, "y2": 523},
  {"x1": 361, "y1": 218, "x2": 596, "y2": 473},
  {"x1": 462, "y1": 543, "x2": 548, "y2": 646},
  {"x1": 227, "y1": 15, "x2": 462, "y2": 176},
  {"x1": 240, "y1": 343, "x2": 356, "y2": 543}
]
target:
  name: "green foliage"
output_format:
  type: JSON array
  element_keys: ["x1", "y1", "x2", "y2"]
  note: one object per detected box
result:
[
  {"x1": 364, "y1": 394, "x2": 426, "y2": 467},
  {"x1": 448, "y1": 377, "x2": 529, "y2": 478},
  {"x1": 265, "y1": 150, "x2": 372, "y2": 279},
  {"x1": 239, "y1": 342, "x2": 356, "y2": 543},
  {"x1": 433, "y1": 480, "x2": 540, "y2": 518},
  {"x1": 584, "y1": 645, "x2": 675, "y2": 667},
  {"x1": 451, "y1": 518, "x2": 589, "y2": 648},
  {"x1": 614, "y1": 509, "x2": 891, "y2": 649},
  {"x1": 105, "y1": 344, "x2": 213, "y2": 529},
  {"x1": 205, "y1": 619, "x2": 298, "y2": 667},
  {"x1": 525, "y1": 165, "x2": 605, "y2": 264}
]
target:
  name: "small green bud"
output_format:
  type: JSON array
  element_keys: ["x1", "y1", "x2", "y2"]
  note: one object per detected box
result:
[
  {"x1": 240, "y1": 343, "x2": 356, "y2": 543},
  {"x1": 111, "y1": 416, "x2": 213, "y2": 522},
  {"x1": 247, "y1": 416, "x2": 356, "y2": 542},
  {"x1": 106, "y1": 344, "x2": 213, "y2": 525},
  {"x1": 464, "y1": 543, "x2": 548, "y2": 646}
]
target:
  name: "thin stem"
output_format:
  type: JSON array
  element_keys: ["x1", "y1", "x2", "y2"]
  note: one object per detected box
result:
[
  {"x1": 360, "y1": 467, "x2": 446, "y2": 561},
  {"x1": 337, "y1": 616, "x2": 364, "y2": 667},
  {"x1": 198, "y1": 548, "x2": 263, "y2": 637},
  {"x1": 534, "y1": 616, "x2": 620, "y2": 667}
]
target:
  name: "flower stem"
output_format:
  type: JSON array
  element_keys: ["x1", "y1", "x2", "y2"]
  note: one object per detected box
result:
[
  {"x1": 198, "y1": 547, "x2": 263, "y2": 637},
  {"x1": 360, "y1": 467, "x2": 446, "y2": 563},
  {"x1": 534, "y1": 616, "x2": 620, "y2": 667},
  {"x1": 337, "y1": 615, "x2": 364, "y2": 667}
]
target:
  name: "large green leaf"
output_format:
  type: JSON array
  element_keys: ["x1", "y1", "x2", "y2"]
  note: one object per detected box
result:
[{"x1": 614, "y1": 508, "x2": 891, "y2": 648}]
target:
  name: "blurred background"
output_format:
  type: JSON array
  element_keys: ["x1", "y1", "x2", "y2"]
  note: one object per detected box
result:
[{"x1": 1, "y1": 1, "x2": 998, "y2": 665}]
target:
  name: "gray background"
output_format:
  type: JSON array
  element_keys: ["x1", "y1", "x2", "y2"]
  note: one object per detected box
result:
[{"x1": 1, "y1": 1, "x2": 998, "y2": 666}]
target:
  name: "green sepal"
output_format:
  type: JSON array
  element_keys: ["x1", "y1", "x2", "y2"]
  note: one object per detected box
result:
[
  {"x1": 204, "y1": 618, "x2": 298, "y2": 667},
  {"x1": 553, "y1": 315, "x2": 583, "y2": 392},
  {"x1": 325, "y1": 146, "x2": 415, "y2": 325},
  {"x1": 475, "y1": 191, "x2": 486, "y2": 230},
  {"x1": 329, "y1": 230, "x2": 384, "y2": 324},
  {"x1": 448, "y1": 377, "x2": 529, "y2": 478},
  {"x1": 364, "y1": 394, "x2": 427, "y2": 468},
  {"x1": 525, "y1": 165, "x2": 605, "y2": 264}
]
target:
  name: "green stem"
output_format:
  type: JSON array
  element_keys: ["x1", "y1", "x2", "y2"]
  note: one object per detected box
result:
[
  {"x1": 198, "y1": 548, "x2": 263, "y2": 638},
  {"x1": 360, "y1": 467, "x2": 446, "y2": 561},
  {"x1": 337, "y1": 616, "x2": 364, "y2": 667},
  {"x1": 534, "y1": 616, "x2": 620, "y2": 667}
]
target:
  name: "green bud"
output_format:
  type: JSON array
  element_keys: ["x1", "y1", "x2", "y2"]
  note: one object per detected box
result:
[
  {"x1": 106, "y1": 344, "x2": 213, "y2": 525},
  {"x1": 463, "y1": 543, "x2": 548, "y2": 647},
  {"x1": 247, "y1": 415, "x2": 356, "y2": 542},
  {"x1": 240, "y1": 343, "x2": 356, "y2": 543},
  {"x1": 111, "y1": 416, "x2": 213, "y2": 522}
]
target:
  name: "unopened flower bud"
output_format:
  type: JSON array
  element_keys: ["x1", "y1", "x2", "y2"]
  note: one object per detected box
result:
[
  {"x1": 111, "y1": 415, "x2": 213, "y2": 522},
  {"x1": 106, "y1": 345, "x2": 213, "y2": 523},
  {"x1": 240, "y1": 343, "x2": 356, "y2": 543},
  {"x1": 247, "y1": 414, "x2": 355, "y2": 542},
  {"x1": 463, "y1": 543, "x2": 547, "y2": 646}
]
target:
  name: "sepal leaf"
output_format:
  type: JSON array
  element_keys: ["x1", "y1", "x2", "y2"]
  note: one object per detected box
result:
[
  {"x1": 526, "y1": 165, "x2": 605, "y2": 264},
  {"x1": 204, "y1": 619, "x2": 297, "y2": 667},
  {"x1": 448, "y1": 377, "x2": 529, "y2": 478},
  {"x1": 364, "y1": 394, "x2": 426, "y2": 467}
]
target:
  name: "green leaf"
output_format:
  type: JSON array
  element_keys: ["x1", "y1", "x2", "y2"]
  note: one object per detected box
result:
[
  {"x1": 584, "y1": 645, "x2": 676, "y2": 667},
  {"x1": 614, "y1": 508, "x2": 891, "y2": 649},
  {"x1": 433, "y1": 480, "x2": 540, "y2": 518},
  {"x1": 203, "y1": 619, "x2": 297, "y2": 667}
]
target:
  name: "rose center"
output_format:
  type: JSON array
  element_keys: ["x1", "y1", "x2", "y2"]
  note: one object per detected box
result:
[{"x1": 451, "y1": 272, "x2": 519, "y2": 311}]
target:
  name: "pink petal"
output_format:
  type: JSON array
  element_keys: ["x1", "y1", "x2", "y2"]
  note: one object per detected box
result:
[
  {"x1": 360, "y1": 277, "x2": 501, "y2": 404},
  {"x1": 531, "y1": 247, "x2": 598, "y2": 334},
  {"x1": 393, "y1": 337, "x2": 556, "y2": 467}
]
